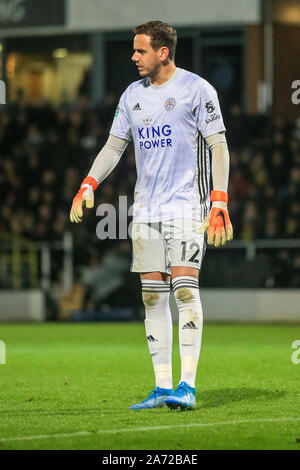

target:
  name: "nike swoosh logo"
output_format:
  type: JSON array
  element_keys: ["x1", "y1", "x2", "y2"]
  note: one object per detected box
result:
[{"x1": 216, "y1": 211, "x2": 226, "y2": 228}]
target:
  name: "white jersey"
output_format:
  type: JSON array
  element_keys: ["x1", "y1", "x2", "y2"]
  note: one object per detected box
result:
[{"x1": 110, "y1": 67, "x2": 226, "y2": 223}]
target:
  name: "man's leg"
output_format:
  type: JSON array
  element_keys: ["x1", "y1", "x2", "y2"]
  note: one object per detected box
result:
[
  {"x1": 164, "y1": 265, "x2": 203, "y2": 410},
  {"x1": 130, "y1": 271, "x2": 173, "y2": 410},
  {"x1": 171, "y1": 266, "x2": 203, "y2": 389},
  {"x1": 130, "y1": 222, "x2": 173, "y2": 409},
  {"x1": 140, "y1": 271, "x2": 173, "y2": 390}
]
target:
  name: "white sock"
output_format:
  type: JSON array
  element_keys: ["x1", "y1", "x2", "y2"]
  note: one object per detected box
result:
[
  {"x1": 172, "y1": 276, "x2": 203, "y2": 388},
  {"x1": 142, "y1": 279, "x2": 173, "y2": 389}
]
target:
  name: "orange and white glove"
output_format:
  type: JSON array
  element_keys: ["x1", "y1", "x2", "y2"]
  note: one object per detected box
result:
[
  {"x1": 70, "y1": 176, "x2": 98, "y2": 223},
  {"x1": 204, "y1": 190, "x2": 233, "y2": 247}
]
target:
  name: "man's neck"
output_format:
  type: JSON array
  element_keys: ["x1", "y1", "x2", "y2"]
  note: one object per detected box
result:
[{"x1": 150, "y1": 63, "x2": 177, "y2": 86}]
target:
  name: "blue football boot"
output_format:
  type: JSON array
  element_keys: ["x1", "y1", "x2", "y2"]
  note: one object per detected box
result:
[
  {"x1": 130, "y1": 387, "x2": 173, "y2": 410},
  {"x1": 165, "y1": 381, "x2": 196, "y2": 410}
]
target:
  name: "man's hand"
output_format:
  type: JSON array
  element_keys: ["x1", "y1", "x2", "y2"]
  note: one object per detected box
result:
[
  {"x1": 203, "y1": 190, "x2": 233, "y2": 247},
  {"x1": 70, "y1": 176, "x2": 98, "y2": 223},
  {"x1": 204, "y1": 206, "x2": 233, "y2": 247}
]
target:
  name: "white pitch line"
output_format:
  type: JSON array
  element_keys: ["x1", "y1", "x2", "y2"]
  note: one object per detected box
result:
[{"x1": 0, "y1": 417, "x2": 300, "y2": 443}]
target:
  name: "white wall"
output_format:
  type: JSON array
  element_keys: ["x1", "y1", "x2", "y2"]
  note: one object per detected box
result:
[
  {"x1": 67, "y1": 0, "x2": 261, "y2": 31},
  {"x1": 0, "y1": 290, "x2": 45, "y2": 322},
  {"x1": 1, "y1": 288, "x2": 298, "y2": 323}
]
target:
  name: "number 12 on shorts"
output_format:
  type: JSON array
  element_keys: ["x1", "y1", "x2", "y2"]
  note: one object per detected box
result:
[{"x1": 181, "y1": 241, "x2": 200, "y2": 263}]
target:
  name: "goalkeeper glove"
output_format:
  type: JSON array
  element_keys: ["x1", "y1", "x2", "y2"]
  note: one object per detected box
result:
[
  {"x1": 70, "y1": 176, "x2": 98, "y2": 223},
  {"x1": 204, "y1": 190, "x2": 233, "y2": 247}
]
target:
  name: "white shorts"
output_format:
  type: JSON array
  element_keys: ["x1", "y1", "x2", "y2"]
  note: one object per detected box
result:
[{"x1": 130, "y1": 219, "x2": 206, "y2": 274}]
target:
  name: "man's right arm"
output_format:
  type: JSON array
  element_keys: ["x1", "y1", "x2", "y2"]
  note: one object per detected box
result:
[
  {"x1": 70, "y1": 135, "x2": 129, "y2": 223},
  {"x1": 88, "y1": 134, "x2": 129, "y2": 185}
]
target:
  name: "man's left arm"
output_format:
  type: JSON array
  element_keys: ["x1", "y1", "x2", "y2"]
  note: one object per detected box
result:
[{"x1": 204, "y1": 132, "x2": 233, "y2": 247}]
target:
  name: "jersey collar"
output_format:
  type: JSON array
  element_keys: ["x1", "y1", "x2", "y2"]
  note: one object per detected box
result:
[{"x1": 149, "y1": 67, "x2": 181, "y2": 90}]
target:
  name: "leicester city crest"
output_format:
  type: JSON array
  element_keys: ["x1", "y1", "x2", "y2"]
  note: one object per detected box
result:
[{"x1": 165, "y1": 97, "x2": 176, "y2": 111}]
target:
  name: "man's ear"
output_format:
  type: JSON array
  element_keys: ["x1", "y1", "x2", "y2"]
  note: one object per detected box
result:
[{"x1": 160, "y1": 46, "x2": 170, "y2": 61}]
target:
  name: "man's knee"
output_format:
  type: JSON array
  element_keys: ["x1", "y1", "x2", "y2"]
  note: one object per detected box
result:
[
  {"x1": 142, "y1": 291, "x2": 160, "y2": 308},
  {"x1": 174, "y1": 287, "x2": 195, "y2": 303},
  {"x1": 141, "y1": 272, "x2": 171, "y2": 308}
]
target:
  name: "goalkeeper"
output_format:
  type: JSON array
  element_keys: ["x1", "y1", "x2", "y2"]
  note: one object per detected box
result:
[{"x1": 70, "y1": 21, "x2": 233, "y2": 411}]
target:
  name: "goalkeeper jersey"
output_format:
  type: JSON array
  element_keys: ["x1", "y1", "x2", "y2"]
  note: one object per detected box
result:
[{"x1": 110, "y1": 67, "x2": 226, "y2": 223}]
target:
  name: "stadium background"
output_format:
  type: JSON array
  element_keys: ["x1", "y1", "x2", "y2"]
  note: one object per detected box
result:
[{"x1": 0, "y1": 0, "x2": 300, "y2": 322}]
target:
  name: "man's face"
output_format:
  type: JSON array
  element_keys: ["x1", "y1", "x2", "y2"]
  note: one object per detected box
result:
[{"x1": 131, "y1": 34, "x2": 162, "y2": 77}]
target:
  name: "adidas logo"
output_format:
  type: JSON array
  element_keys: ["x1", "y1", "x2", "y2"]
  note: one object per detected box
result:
[
  {"x1": 133, "y1": 102, "x2": 141, "y2": 110},
  {"x1": 182, "y1": 321, "x2": 198, "y2": 330},
  {"x1": 147, "y1": 335, "x2": 158, "y2": 342}
]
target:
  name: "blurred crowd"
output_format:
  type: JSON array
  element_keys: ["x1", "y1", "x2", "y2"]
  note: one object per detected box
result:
[
  {"x1": 226, "y1": 105, "x2": 300, "y2": 241},
  {"x1": 0, "y1": 93, "x2": 300, "y2": 288}
]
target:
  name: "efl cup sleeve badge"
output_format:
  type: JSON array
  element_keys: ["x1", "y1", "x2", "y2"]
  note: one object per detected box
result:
[
  {"x1": 114, "y1": 105, "x2": 120, "y2": 118},
  {"x1": 165, "y1": 97, "x2": 176, "y2": 111}
]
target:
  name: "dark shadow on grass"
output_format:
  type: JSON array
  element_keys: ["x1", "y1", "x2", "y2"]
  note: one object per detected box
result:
[
  {"x1": 198, "y1": 387, "x2": 285, "y2": 409},
  {"x1": 0, "y1": 388, "x2": 285, "y2": 417}
]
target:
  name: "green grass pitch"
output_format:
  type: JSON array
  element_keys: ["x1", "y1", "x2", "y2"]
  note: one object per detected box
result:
[{"x1": 0, "y1": 322, "x2": 300, "y2": 450}]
